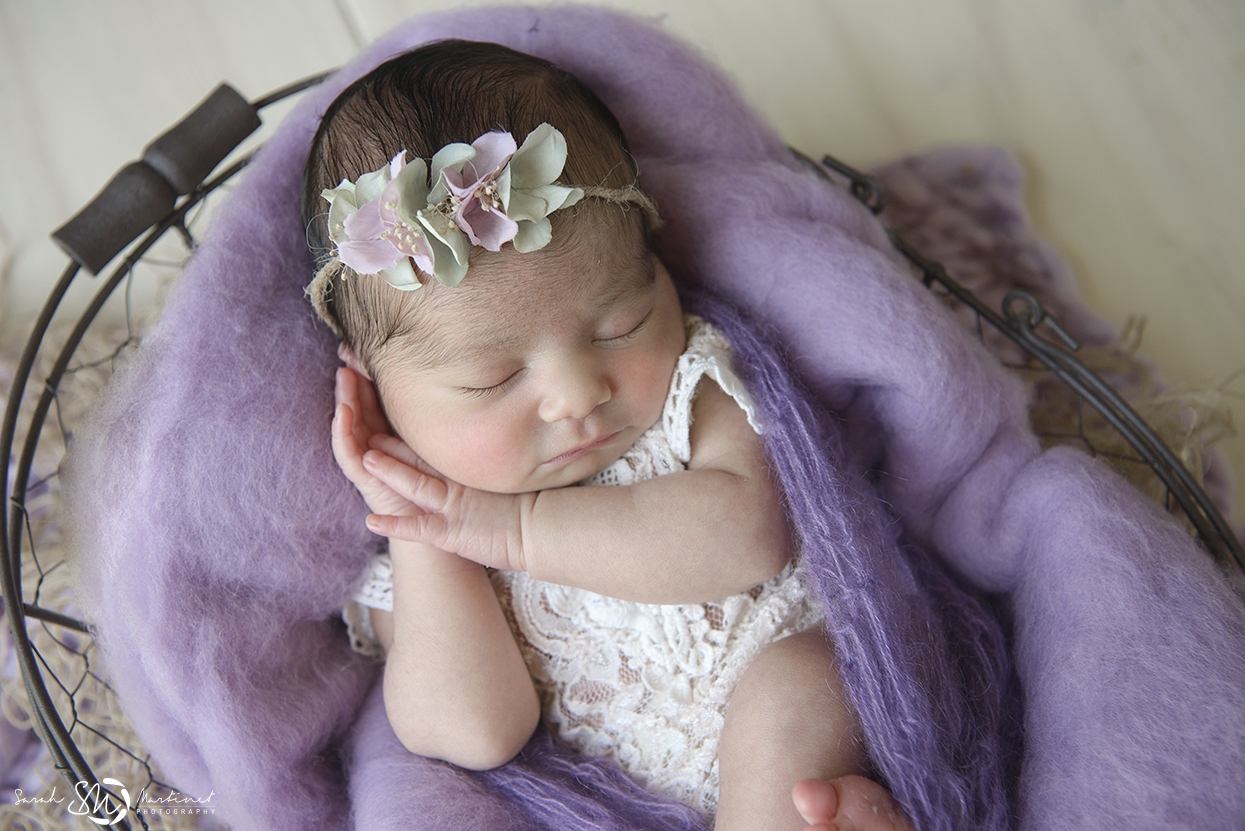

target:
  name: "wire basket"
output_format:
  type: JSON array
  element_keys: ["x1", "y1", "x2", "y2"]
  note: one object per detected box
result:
[{"x1": 2, "y1": 74, "x2": 1241, "y2": 830}]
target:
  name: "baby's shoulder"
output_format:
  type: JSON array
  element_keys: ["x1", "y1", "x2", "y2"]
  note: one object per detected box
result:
[{"x1": 666, "y1": 316, "x2": 763, "y2": 465}]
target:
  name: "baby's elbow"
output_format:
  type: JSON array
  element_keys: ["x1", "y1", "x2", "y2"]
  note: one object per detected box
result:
[
  {"x1": 397, "y1": 726, "x2": 532, "y2": 772},
  {"x1": 387, "y1": 689, "x2": 540, "y2": 771},
  {"x1": 742, "y1": 485, "x2": 794, "y2": 582},
  {"x1": 721, "y1": 514, "x2": 791, "y2": 590},
  {"x1": 446, "y1": 707, "x2": 540, "y2": 771},
  {"x1": 753, "y1": 528, "x2": 793, "y2": 584}
]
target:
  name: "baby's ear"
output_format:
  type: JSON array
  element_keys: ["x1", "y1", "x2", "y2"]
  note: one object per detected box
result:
[{"x1": 337, "y1": 342, "x2": 372, "y2": 380}]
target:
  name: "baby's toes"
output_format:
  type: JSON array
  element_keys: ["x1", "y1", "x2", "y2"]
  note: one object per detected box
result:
[
  {"x1": 792, "y1": 777, "x2": 838, "y2": 829},
  {"x1": 792, "y1": 775, "x2": 912, "y2": 831}
]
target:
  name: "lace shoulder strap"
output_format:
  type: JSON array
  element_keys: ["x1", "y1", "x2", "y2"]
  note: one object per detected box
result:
[{"x1": 665, "y1": 316, "x2": 763, "y2": 464}]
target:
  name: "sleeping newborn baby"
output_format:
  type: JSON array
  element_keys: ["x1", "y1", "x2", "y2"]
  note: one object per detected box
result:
[{"x1": 303, "y1": 38, "x2": 911, "y2": 831}]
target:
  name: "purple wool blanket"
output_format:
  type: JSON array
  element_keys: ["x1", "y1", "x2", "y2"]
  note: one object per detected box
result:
[{"x1": 64, "y1": 6, "x2": 1245, "y2": 830}]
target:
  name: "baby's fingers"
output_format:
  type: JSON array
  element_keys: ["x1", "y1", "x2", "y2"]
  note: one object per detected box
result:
[
  {"x1": 369, "y1": 433, "x2": 437, "y2": 474},
  {"x1": 331, "y1": 403, "x2": 367, "y2": 476},
  {"x1": 365, "y1": 511, "x2": 437, "y2": 543},
  {"x1": 336, "y1": 367, "x2": 390, "y2": 438},
  {"x1": 335, "y1": 367, "x2": 358, "y2": 411},
  {"x1": 362, "y1": 449, "x2": 447, "y2": 510},
  {"x1": 352, "y1": 370, "x2": 391, "y2": 436},
  {"x1": 335, "y1": 370, "x2": 372, "y2": 448}
]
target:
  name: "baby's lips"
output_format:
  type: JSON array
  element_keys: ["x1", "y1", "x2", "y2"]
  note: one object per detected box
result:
[{"x1": 546, "y1": 429, "x2": 623, "y2": 465}]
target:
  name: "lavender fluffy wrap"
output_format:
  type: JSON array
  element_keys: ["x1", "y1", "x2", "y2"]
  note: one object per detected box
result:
[{"x1": 63, "y1": 6, "x2": 1245, "y2": 830}]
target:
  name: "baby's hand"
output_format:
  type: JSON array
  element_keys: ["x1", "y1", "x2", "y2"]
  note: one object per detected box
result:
[
  {"x1": 361, "y1": 439, "x2": 530, "y2": 573},
  {"x1": 331, "y1": 366, "x2": 425, "y2": 519}
]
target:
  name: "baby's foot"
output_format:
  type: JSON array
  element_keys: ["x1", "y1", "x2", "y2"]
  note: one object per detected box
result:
[{"x1": 791, "y1": 775, "x2": 913, "y2": 831}]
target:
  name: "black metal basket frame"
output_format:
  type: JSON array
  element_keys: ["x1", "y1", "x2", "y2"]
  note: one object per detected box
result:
[
  {"x1": 3, "y1": 72, "x2": 1241, "y2": 829},
  {"x1": 1, "y1": 71, "x2": 329, "y2": 830}
]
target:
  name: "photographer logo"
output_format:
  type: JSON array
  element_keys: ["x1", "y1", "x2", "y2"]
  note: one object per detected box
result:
[{"x1": 12, "y1": 779, "x2": 215, "y2": 823}]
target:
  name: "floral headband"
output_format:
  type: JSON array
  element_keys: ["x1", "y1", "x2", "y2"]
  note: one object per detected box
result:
[{"x1": 307, "y1": 123, "x2": 660, "y2": 335}]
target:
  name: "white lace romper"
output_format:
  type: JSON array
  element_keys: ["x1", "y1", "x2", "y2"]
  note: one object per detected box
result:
[{"x1": 343, "y1": 316, "x2": 824, "y2": 813}]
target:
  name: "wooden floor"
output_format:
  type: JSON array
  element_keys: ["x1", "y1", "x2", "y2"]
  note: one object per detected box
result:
[{"x1": 1, "y1": 0, "x2": 1242, "y2": 520}]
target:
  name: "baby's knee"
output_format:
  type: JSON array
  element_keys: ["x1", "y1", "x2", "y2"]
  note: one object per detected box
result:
[
  {"x1": 724, "y1": 630, "x2": 862, "y2": 751},
  {"x1": 736, "y1": 631, "x2": 842, "y2": 706}
]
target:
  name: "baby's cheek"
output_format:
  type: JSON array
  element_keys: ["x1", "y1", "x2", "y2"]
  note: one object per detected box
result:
[
  {"x1": 427, "y1": 419, "x2": 529, "y2": 492},
  {"x1": 625, "y1": 349, "x2": 677, "y2": 423}
]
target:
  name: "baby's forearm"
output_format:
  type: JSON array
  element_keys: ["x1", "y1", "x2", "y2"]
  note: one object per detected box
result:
[
  {"x1": 381, "y1": 539, "x2": 538, "y2": 770},
  {"x1": 521, "y1": 466, "x2": 791, "y2": 604}
]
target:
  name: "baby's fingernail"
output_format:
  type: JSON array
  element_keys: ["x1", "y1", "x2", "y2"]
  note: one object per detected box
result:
[
  {"x1": 362, "y1": 452, "x2": 378, "y2": 469},
  {"x1": 365, "y1": 516, "x2": 382, "y2": 533}
]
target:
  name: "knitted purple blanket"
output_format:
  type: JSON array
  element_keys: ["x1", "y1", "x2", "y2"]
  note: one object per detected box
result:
[{"x1": 65, "y1": 7, "x2": 1245, "y2": 830}]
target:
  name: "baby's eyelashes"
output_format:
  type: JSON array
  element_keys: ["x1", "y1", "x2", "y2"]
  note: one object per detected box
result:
[
  {"x1": 460, "y1": 368, "x2": 524, "y2": 398},
  {"x1": 595, "y1": 309, "x2": 652, "y2": 346}
]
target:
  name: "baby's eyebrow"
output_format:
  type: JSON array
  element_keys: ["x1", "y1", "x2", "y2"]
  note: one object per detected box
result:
[
  {"x1": 584, "y1": 256, "x2": 656, "y2": 315},
  {"x1": 405, "y1": 329, "x2": 519, "y2": 373},
  {"x1": 441, "y1": 331, "x2": 524, "y2": 368}
]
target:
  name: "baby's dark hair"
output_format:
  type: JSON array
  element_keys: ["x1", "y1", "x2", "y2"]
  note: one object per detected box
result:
[{"x1": 301, "y1": 40, "x2": 641, "y2": 368}]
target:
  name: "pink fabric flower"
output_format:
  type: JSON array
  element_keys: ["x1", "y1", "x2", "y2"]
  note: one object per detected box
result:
[
  {"x1": 429, "y1": 125, "x2": 583, "y2": 254},
  {"x1": 339, "y1": 181, "x2": 433, "y2": 274},
  {"x1": 435, "y1": 131, "x2": 520, "y2": 251},
  {"x1": 322, "y1": 153, "x2": 435, "y2": 290}
]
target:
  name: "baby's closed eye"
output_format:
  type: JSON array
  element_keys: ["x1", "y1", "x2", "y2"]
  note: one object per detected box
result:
[
  {"x1": 595, "y1": 308, "x2": 652, "y2": 346},
  {"x1": 460, "y1": 369, "x2": 525, "y2": 398}
]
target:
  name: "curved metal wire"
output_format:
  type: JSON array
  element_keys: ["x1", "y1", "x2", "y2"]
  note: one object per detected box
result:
[
  {"x1": 797, "y1": 148, "x2": 1244, "y2": 572},
  {"x1": 250, "y1": 70, "x2": 336, "y2": 110},
  {"x1": 1, "y1": 73, "x2": 334, "y2": 828},
  {"x1": 2, "y1": 260, "x2": 83, "y2": 813},
  {"x1": 1000, "y1": 289, "x2": 1243, "y2": 570}
]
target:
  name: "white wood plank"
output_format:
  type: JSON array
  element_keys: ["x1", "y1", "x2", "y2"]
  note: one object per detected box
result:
[{"x1": 0, "y1": 0, "x2": 359, "y2": 344}]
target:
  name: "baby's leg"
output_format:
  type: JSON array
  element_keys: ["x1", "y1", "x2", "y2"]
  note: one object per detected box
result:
[{"x1": 715, "y1": 630, "x2": 910, "y2": 831}]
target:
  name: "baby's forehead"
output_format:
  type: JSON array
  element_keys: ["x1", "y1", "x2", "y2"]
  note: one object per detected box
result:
[
  {"x1": 389, "y1": 232, "x2": 655, "y2": 369},
  {"x1": 442, "y1": 256, "x2": 651, "y2": 337}
]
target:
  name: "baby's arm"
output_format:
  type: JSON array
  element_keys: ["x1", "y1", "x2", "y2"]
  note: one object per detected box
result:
[
  {"x1": 527, "y1": 379, "x2": 790, "y2": 601},
  {"x1": 365, "y1": 378, "x2": 792, "y2": 604},
  {"x1": 334, "y1": 369, "x2": 538, "y2": 769},
  {"x1": 374, "y1": 541, "x2": 538, "y2": 769}
]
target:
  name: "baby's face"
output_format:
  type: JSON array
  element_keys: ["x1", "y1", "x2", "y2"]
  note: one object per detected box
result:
[{"x1": 369, "y1": 214, "x2": 685, "y2": 493}]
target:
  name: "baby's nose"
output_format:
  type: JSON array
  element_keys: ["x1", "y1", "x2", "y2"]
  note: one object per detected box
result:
[{"x1": 538, "y1": 360, "x2": 611, "y2": 422}]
